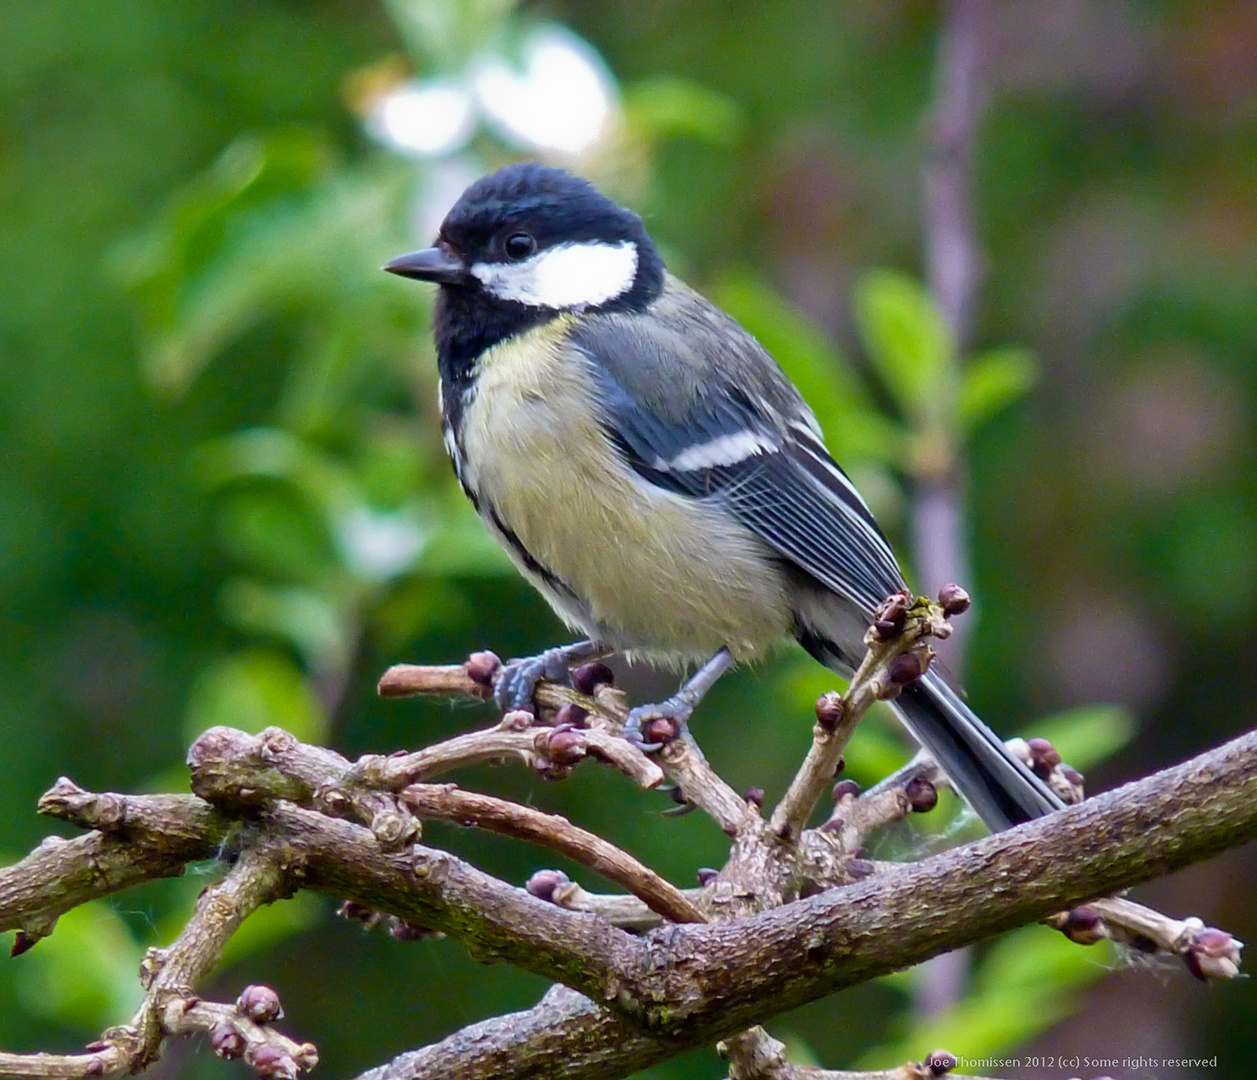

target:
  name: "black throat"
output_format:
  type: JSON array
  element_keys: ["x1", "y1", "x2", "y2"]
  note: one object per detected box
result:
[{"x1": 432, "y1": 289, "x2": 555, "y2": 437}]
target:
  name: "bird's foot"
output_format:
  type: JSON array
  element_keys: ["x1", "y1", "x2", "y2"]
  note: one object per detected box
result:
[
  {"x1": 623, "y1": 698, "x2": 699, "y2": 754},
  {"x1": 493, "y1": 640, "x2": 606, "y2": 713},
  {"x1": 622, "y1": 647, "x2": 734, "y2": 756}
]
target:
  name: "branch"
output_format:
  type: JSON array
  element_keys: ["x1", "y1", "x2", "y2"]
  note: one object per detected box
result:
[
  {"x1": 0, "y1": 846, "x2": 314, "y2": 1079},
  {"x1": 1, "y1": 784, "x2": 227, "y2": 949},
  {"x1": 378, "y1": 661, "x2": 754, "y2": 833},
  {"x1": 400, "y1": 783, "x2": 705, "y2": 924},
  {"x1": 353, "y1": 728, "x2": 1257, "y2": 1080},
  {"x1": 770, "y1": 593, "x2": 952, "y2": 842},
  {"x1": 720, "y1": 1030, "x2": 983, "y2": 1080}
]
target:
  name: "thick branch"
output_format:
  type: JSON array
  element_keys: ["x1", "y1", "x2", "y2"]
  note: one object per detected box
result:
[
  {"x1": 1, "y1": 787, "x2": 227, "y2": 946},
  {"x1": 262, "y1": 804, "x2": 639, "y2": 1005}
]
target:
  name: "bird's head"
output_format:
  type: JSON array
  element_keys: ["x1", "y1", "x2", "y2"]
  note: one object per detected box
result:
[{"x1": 384, "y1": 163, "x2": 664, "y2": 315}]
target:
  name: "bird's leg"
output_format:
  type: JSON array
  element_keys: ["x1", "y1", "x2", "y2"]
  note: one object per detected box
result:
[
  {"x1": 494, "y1": 639, "x2": 611, "y2": 713},
  {"x1": 624, "y1": 647, "x2": 734, "y2": 753}
]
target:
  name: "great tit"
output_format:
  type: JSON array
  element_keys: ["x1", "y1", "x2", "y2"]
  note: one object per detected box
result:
[{"x1": 385, "y1": 163, "x2": 1062, "y2": 832}]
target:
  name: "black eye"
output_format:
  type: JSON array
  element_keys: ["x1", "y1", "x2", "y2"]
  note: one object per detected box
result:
[{"x1": 504, "y1": 232, "x2": 536, "y2": 261}]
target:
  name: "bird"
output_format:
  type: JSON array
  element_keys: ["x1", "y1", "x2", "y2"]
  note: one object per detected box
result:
[{"x1": 383, "y1": 162, "x2": 1062, "y2": 832}]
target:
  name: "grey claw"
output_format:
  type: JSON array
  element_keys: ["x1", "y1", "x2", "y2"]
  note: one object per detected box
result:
[{"x1": 623, "y1": 703, "x2": 692, "y2": 755}]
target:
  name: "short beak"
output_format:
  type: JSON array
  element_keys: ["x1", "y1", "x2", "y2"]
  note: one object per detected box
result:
[{"x1": 382, "y1": 246, "x2": 468, "y2": 285}]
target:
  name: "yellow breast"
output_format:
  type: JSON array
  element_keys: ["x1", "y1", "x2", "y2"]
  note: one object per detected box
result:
[{"x1": 457, "y1": 319, "x2": 791, "y2": 660}]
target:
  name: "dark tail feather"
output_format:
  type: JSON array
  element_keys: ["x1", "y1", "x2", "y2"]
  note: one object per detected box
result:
[{"x1": 889, "y1": 669, "x2": 1063, "y2": 831}]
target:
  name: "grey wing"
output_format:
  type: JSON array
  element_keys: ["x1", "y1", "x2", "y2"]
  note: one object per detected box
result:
[{"x1": 568, "y1": 293, "x2": 906, "y2": 616}]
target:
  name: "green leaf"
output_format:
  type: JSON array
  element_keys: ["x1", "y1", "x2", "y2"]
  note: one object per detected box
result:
[
  {"x1": 184, "y1": 648, "x2": 328, "y2": 744},
  {"x1": 110, "y1": 134, "x2": 412, "y2": 396},
  {"x1": 864, "y1": 927, "x2": 1112, "y2": 1068},
  {"x1": 215, "y1": 485, "x2": 340, "y2": 585},
  {"x1": 957, "y1": 345, "x2": 1039, "y2": 432},
  {"x1": 853, "y1": 269, "x2": 955, "y2": 421},
  {"x1": 12, "y1": 904, "x2": 144, "y2": 1032},
  {"x1": 197, "y1": 426, "x2": 358, "y2": 511},
  {"x1": 1024, "y1": 704, "x2": 1136, "y2": 772}
]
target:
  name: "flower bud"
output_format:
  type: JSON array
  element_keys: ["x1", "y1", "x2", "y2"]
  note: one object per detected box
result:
[
  {"x1": 572, "y1": 662, "x2": 615, "y2": 694},
  {"x1": 525, "y1": 869, "x2": 570, "y2": 904},
  {"x1": 937, "y1": 584, "x2": 970, "y2": 617},
  {"x1": 210, "y1": 1023, "x2": 246, "y2": 1059},
  {"x1": 465, "y1": 651, "x2": 501, "y2": 686},
  {"x1": 237, "y1": 984, "x2": 284, "y2": 1024}
]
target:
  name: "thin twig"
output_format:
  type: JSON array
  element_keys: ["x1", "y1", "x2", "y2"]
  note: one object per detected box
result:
[
  {"x1": 353, "y1": 718, "x2": 663, "y2": 791},
  {"x1": 377, "y1": 658, "x2": 754, "y2": 834},
  {"x1": 770, "y1": 597, "x2": 951, "y2": 843},
  {"x1": 548, "y1": 883, "x2": 675, "y2": 932},
  {"x1": 720, "y1": 1028, "x2": 998, "y2": 1080},
  {"x1": 400, "y1": 783, "x2": 706, "y2": 924}
]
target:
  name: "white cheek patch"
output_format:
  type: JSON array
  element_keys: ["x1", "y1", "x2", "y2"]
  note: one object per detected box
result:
[
  {"x1": 661, "y1": 431, "x2": 780, "y2": 472},
  {"x1": 471, "y1": 240, "x2": 638, "y2": 310}
]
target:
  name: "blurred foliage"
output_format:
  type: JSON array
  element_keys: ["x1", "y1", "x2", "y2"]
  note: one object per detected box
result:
[{"x1": 2, "y1": 1, "x2": 1256, "y2": 1077}]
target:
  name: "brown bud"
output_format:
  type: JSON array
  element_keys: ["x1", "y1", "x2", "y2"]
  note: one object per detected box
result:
[
  {"x1": 642, "y1": 716, "x2": 680, "y2": 746},
  {"x1": 845, "y1": 857, "x2": 875, "y2": 880},
  {"x1": 1185, "y1": 926, "x2": 1242, "y2": 981},
  {"x1": 1027, "y1": 737, "x2": 1061, "y2": 780},
  {"x1": 553, "y1": 702, "x2": 590, "y2": 729},
  {"x1": 743, "y1": 786, "x2": 764, "y2": 809},
  {"x1": 547, "y1": 726, "x2": 588, "y2": 765},
  {"x1": 572, "y1": 662, "x2": 615, "y2": 695},
  {"x1": 815, "y1": 691, "x2": 844, "y2": 732},
  {"x1": 889, "y1": 651, "x2": 923, "y2": 686},
  {"x1": 925, "y1": 1049, "x2": 958, "y2": 1075},
  {"x1": 1059, "y1": 906, "x2": 1108, "y2": 946},
  {"x1": 820, "y1": 817, "x2": 844, "y2": 834},
  {"x1": 937, "y1": 584, "x2": 970, "y2": 617},
  {"x1": 697, "y1": 867, "x2": 719, "y2": 886},
  {"x1": 237, "y1": 984, "x2": 284, "y2": 1024},
  {"x1": 248, "y1": 1044, "x2": 299, "y2": 1080},
  {"x1": 832, "y1": 779, "x2": 861, "y2": 803},
  {"x1": 210, "y1": 1023, "x2": 247, "y2": 1059},
  {"x1": 870, "y1": 590, "x2": 911, "y2": 640},
  {"x1": 10, "y1": 931, "x2": 36, "y2": 957},
  {"x1": 337, "y1": 900, "x2": 375, "y2": 924},
  {"x1": 525, "y1": 869, "x2": 570, "y2": 903},
  {"x1": 904, "y1": 776, "x2": 938, "y2": 813},
  {"x1": 84, "y1": 1060, "x2": 105, "y2": 1077},
  {"x1": 465, "y1": 650, "x2": 501, "y2": 686}
]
